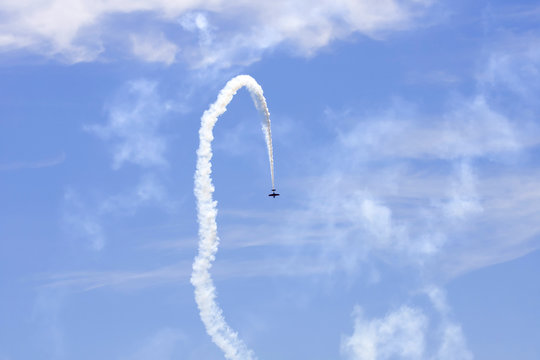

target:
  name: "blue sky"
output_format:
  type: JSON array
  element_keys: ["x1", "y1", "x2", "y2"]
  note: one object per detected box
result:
[{"x1": 1, "y1": 0, "x2": 540, "y2": 359}]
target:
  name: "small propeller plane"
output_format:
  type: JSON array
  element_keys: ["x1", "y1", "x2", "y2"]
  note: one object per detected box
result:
[{"x1": 268, "y1": 189, "x2": 280, "y2": 198}]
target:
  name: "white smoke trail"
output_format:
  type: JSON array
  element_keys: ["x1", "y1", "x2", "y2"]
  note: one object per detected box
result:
[{"x1": 191, "y1": 75, "x2": 275, "y2": 360}]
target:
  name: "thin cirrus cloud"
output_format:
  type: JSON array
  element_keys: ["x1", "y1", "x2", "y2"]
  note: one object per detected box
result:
[
  {"x1": 0, "y1": 153, "x2": 66, "y2": 171},
  {"x1": 40, "y1": 255, "x2": 331, "y2": 292},
  {"x1": 0, "y1": 0, "x2": 433, "y2": 66},
  {"x1": 336, "y1": 96, "x2": 533, "y2": 161}
]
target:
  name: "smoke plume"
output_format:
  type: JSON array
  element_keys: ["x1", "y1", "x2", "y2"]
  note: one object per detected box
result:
[{"x1": 191, "y1": 75, "x2": 275, "y2": 360}]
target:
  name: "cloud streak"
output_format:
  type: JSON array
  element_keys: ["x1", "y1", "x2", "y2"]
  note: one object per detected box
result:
[
  {"x1": 0, "y1": 153, "x2": 66, "y2": 171},
  {"x1": 39, "y1": 254, "x2": 333, "y2": 292}
]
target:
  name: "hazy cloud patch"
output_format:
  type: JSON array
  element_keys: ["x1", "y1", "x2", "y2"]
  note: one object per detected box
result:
[
  {"x1": 63, "y1": 189, "x2": 105, "y2": 251},
  {"x1": 342, "y1": 287, "x2": 473, "y2": 360},
  {"x1": 441, "y1": 161, "x2": 483, "y2": 220},
  {"x1": 130, "y1": 32, "x2": 178, "y2": 65},
  {"x1": 86, "y1": 79, "x2": 171, "y2": 169},
  {"x1": 342, "y1": 306, "x2": 427, "y2": 360},
  {"x1": 338, "y1": 96, "x2": 529, "y2": 161},
  {"x1": 129, "y1": 328, "x2": 185, "y2": 360}
]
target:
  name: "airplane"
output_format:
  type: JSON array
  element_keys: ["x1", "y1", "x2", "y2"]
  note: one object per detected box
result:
[{"x1": 268, "y1": 189, "x2": 280, "y2": 198}]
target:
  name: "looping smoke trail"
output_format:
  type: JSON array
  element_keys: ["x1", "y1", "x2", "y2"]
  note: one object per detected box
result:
[{"x1": 191, "y1": 75, "x2": 275, "y2": 360}]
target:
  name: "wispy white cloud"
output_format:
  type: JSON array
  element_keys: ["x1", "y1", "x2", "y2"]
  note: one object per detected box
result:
[
  {"x1": 342, "y1": 287, "x2": 473, "y2": 360},
  {"x1": 40, "y1": 255, "x2": 330, "y2": 291},
  {"x1": 438, "y1": 168, "x2": 540, "y2": 277},
  {"x1": 341, "y1": 306, "x2": 428, "y2": 360},
  {"x1": 481, "y1": 4, "x2": 540, "y2": 22},
  {"x1": 31, "y1": 289, "x2": 66, "y2": 360},
  {"x1": 63, "y1": 188, "x2": 105, "y2": 251},
  {"x1": 179, "y1": 12, "x2": 214, "y2": 50},
  {"x1": 155, "y1": 30, "x2": 540, "y2": 289},
  {"x1": 62, "y1": 173, "x2": 173, "y2": 251},
  {"x1": 130, "y1": 32, "x2": 178, "y2": 65},
  {"x1": 41, "y1": 264, "x2": 190, "y2": 291},
  {"x1": 135, "y1": 117, "x2": 540, "y2": 279},
  {"x1": 405, "y1": 70, "x2": 461, "y2": 85},
  {"x1": 64, "y1": 79, "x2": 176, "y2": 250},
  {"x1": 338, "y1": 96, "x2": 534, "y2": 161},
  {"x1": 100, "y1": 173, "x2": 172, "y2": 215},
  {"x1": 436, "y1": 323, "x2": 473, "y2": 360},
  {"x1": 0, "y1": 153, "x2": 66, "y2": 171},
  {"x1": 129, "y1": 328, "x2": 185, "y2": 360},
  {"x1": 426, "y1": 286, "x2": 474, "y2": 360},
  {"x1": 288, "y1": 154, "x2": 540, "y2": 279},
  {"x1": 86, "y1": 79, "x2": 170, "y2": 169},
  {"x1": 480, "y1": 34, "x2": 540, "y2": 103},
  {"x1": 297, "y1": 30, "x2": 540, "y2": 279},
  {"x1": 0, "y1": 0, "x2": 433, "y2": 66},
  {"x1": 288, "y1": 175, "x2": 448, "y2": 275},
  {"x1": 441, "y1": 161, "x2": 483, "y2": 220}
]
